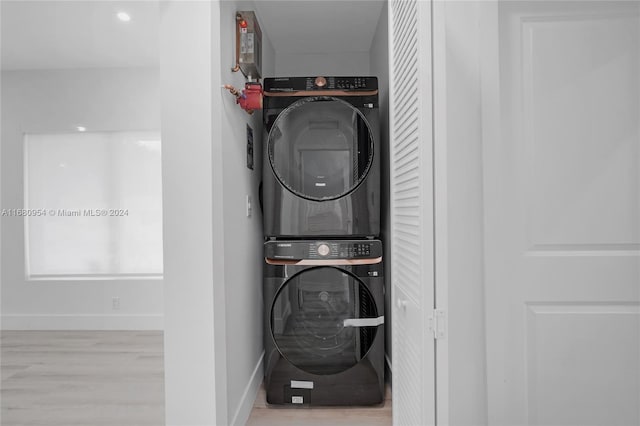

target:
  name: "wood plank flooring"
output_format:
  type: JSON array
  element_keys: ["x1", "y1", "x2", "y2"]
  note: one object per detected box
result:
[
  {"x1": 1, "y1": 331, "x2": 165, "y2": 426},
  {"x1": 1, "y1": 331, "x2": 391, "y2": 426}
]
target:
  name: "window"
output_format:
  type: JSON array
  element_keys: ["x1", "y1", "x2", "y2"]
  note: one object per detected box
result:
[{"x1": 24, "y1": 131, "x2": 163, "y2": 279}]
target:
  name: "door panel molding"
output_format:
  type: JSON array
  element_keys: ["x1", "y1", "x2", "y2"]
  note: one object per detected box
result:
[{"x1": 482, "y1": 2, "x2": 640, "y2": 425}]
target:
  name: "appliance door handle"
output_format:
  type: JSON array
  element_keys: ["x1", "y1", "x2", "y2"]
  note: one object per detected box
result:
[{"x1": 343, "y1": 316, "x2": 385, "y2": 327}]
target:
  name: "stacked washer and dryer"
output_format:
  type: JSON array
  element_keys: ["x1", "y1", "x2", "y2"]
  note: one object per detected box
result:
[{"x1": 261, "y1": 76, "x2": 385, "y2": 406}]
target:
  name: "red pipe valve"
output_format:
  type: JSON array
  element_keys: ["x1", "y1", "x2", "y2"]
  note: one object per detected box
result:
[{"x1": 224, "y1": 82, "x2": 263, "y2": 114}]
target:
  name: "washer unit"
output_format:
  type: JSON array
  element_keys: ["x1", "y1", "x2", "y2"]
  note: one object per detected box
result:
[
  {"x1": 262, "y1": 76, "x2": 380, "y2": 238},
  {"x1": 263, "y1": 239, "x2": 385, "y2": 406}
]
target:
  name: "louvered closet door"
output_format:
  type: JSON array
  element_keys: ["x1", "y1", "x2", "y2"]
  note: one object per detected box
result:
[{"x1": 389, "y1": 1, "x2": 436, "y2": 425}]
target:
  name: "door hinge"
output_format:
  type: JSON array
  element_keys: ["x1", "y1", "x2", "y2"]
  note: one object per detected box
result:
[{"x1": 429, "y1": 309, "x2": 447, "y2": 340}]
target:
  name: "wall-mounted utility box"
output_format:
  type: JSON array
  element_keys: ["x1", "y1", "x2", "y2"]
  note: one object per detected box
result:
[{"x1": 234, "y1": 11, "x2": 262, "y2": 80}]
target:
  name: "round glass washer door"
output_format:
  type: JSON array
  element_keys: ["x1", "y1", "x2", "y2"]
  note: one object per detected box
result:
[
  {"x1": 270, "y1": 266, "x2": 379, "y2": 375},
  {"x1": 268, "y1": 97, "x2": 374, "y2": 201}
]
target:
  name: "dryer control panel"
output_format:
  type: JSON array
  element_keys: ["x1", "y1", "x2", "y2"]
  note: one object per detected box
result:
[
  {"x1": 265, "y1": 239, "x2": 382, "y2": 261},
  {"x1": 264, "y1": 76, "x2": 378, "y2": 92}
]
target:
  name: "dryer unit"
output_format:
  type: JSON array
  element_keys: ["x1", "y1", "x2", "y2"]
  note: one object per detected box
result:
[
  {"x1": 263, "y1": 239, "x2": 385, "y2": 406},
  {"x1": 262, "y1": 76, "x2": 380, "y2": 238}
]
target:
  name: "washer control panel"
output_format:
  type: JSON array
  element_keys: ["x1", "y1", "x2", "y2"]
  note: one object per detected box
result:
[
  {"x1": 265, "y1": 239, "x2": 382, "y2": 260},
  {"x1": 264, "y1": 76, "x2": 378, "y2": 92}
]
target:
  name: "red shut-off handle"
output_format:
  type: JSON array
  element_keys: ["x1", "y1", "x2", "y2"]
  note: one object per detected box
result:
[{"x1": 223, "y1": 83, "x2": 263, "y2": 114}]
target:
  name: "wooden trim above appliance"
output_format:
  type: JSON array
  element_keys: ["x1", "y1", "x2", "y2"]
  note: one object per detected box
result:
[
  {"x1": 265, "y1": 256, "x2": 383, "y2": 266},
  {"x1": 263, "y1": 90, "x2": 378, "y2": 97}
]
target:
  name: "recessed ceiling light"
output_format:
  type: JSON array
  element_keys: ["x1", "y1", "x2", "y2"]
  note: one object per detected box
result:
[
  {"x1": 117, "y1": 12, "x2": 131, "y2": 22},
  {"x1": 76, "y1": 126, "x2": 87, "y2": 132}
]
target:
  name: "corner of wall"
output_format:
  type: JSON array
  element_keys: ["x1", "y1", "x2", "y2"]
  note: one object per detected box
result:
[
  {"x1": 161, "y1": 2, "x2": 219, "y2": 424},
  {"x1": 216, "y1": 1, "x2": 276, "y2": 424},
  {"x1": 439, "y1": 2, "x2": 488, "y2": 424}
]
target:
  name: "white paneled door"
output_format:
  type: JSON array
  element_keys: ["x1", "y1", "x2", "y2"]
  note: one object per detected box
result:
[
  {"x1": 389, "y1": 0, "x2": 436, "y2": 425},
  {"x1": 483, "y1": 1, "x2": 640, "y2": 425}
]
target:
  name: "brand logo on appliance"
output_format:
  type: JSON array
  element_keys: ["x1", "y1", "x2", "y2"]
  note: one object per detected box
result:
[{"x1": 277, "y1": 243, "x2": 292, "y2": 247}]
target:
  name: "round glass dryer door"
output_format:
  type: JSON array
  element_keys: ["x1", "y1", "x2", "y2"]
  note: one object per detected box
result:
[
  {"x1": 268, "y1": 97, "x2": 374, "y2": 201},
  {"x1": 270, "y1": 267, "x2": 379, "y2": 375}
]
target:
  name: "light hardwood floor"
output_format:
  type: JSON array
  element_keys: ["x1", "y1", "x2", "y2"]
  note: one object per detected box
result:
[
  {"x1": 1, "y1": 331, "x2": 391, "y2": 426},
  {"x1": 1, "y1": 331, "x2": 165, "y2": 426}
]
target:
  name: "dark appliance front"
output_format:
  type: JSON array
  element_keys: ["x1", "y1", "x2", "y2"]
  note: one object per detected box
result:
[
  {"x1": 263, "y1": 239, "x2": 385, "y2": 406},
  {"x1": 262, "y1": 76, "x2": 380, "y2": 238}
]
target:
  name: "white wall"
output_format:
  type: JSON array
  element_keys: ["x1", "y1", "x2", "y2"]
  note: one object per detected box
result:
[
  {"x1": 162, "y1": 1, "x2": 275, "y2": 424},
  {"x1": 434, "y1": 2, "x2": 488, "y2": 424},
  {"x1": 162, "y1": 1, "x2": 378, "y2": 423},
  {"x1": 218, "y1": 1, "x2": 275, "y2": 425},
  {"x1": 369, "y1": 0, "x2": 391, "y2": 373},
  {"x1": 0, "y1": 67, "x2": 163, "y2": 330},
  {"x1": 160, "y1": 1, "x2": 222, "y2": 424},
  {"x1": 275, "y1": 51, "x2": 370, "y2": 76}
]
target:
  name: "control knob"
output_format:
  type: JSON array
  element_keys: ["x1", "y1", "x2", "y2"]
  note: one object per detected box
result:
[
  {"x1": 314, "y1": 76, "x2": 327, "y2": 88},
  {"x1": 317, "y1": 243, "x2": 330, "y2": 257}
]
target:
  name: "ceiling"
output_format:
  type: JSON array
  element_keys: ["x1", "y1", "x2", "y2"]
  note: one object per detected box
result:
[
  {"x1": 0, "y1": 0, "x2": 384, "y2": 71},
  {"x1": 254, "y1": 1, "x2": 385, "y2": 54},
  {"x1": 1, "y1": 1, "x2": 159, "y2": 70}
]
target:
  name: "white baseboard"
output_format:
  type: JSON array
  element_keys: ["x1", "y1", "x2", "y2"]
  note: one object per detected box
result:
[
  {"x1": 230, "y1": 350, "x2": 264, "y2": 426},
  {"x1": 1, "y1": 314, "x2": 164, "y2": 330}
]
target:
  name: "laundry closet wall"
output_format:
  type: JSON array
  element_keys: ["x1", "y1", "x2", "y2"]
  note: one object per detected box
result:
[
  {"x1": 160, "y1": 1, "x2": 274, "y2": 424},
  {"x1": 163, "y1": 1, "x2": 388, "y2": 424},
  {"x1": 218, "y1": 1, "x2": 275, "y2": 425}
]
